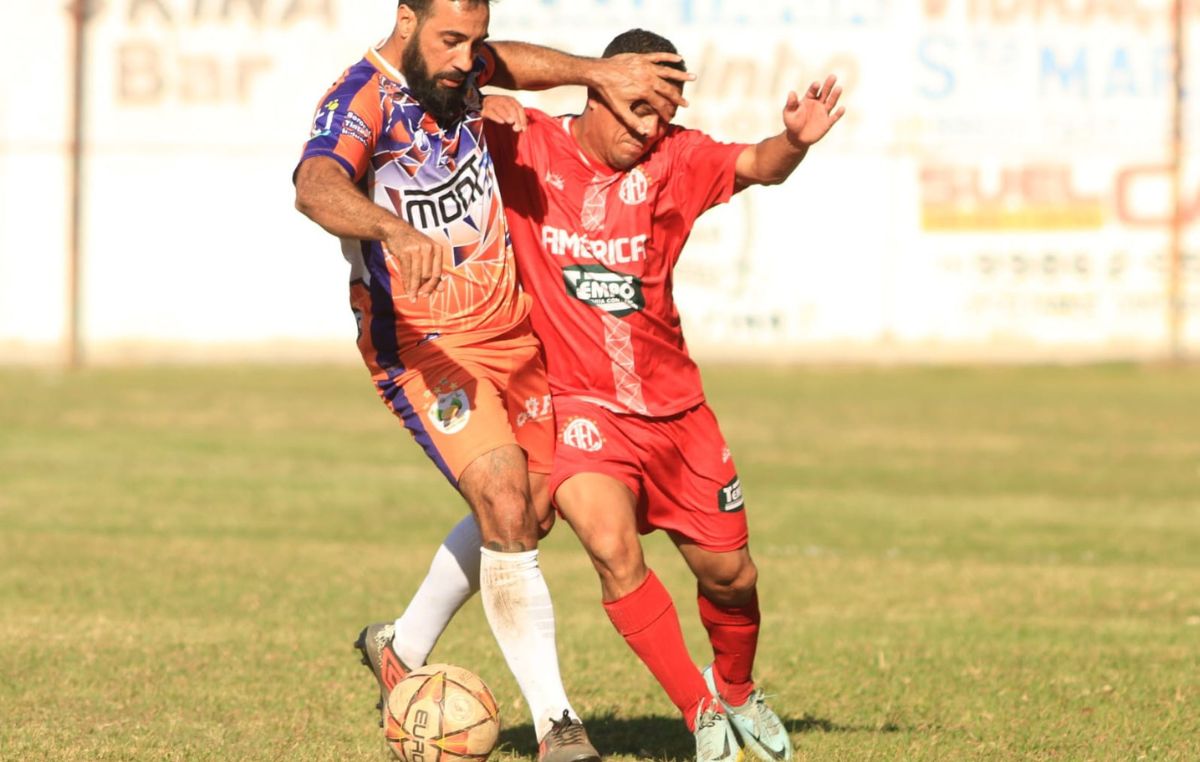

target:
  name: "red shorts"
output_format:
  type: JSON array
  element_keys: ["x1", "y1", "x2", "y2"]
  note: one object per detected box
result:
[
  {"x1": 549, "y1": 397, "x2": 748, "y2": 552},
  {"x1": 370, "y1": 329, "x2": 554, "y2": 486}
]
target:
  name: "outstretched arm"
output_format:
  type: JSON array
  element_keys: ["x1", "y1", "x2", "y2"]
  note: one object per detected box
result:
[
  {"x1": 735, "y1": 75, "x2": 846, "y2": 188},
  {"x1": 485, "y1": 41, "x2": 693, "y2": 136}
]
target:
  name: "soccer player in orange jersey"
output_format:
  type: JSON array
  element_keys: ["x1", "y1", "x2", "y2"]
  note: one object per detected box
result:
[
  {"x1": 479, "y1": 29, "x2": 846, "y2": 762},
  {"x1": 293, "y1": 4, "x2": 690, "y2": 760}
]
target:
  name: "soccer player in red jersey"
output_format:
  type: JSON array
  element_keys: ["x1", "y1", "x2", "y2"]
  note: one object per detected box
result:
[
  {"x1": 479, "y1": 29, "x2": 846, "y2": 762},
  {"x1": 293, "y1": 4, "x2": 690, "y2": 760}
]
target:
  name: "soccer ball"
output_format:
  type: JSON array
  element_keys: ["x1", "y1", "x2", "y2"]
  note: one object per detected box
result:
[{"x1": 385, "y1": 663, "x2": 500, "y2": 761}]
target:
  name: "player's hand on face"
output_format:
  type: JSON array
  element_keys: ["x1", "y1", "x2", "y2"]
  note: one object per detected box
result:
[
  {"x1": 481, "y1": 94, "x2": 527, "y2": 132},
  {"x1": 595, "y1": 52, "x2": 694, "y2": 137},
  {"x1": 784, "y1": 74, "x2": 846, "y2": 148},
  {"x1": 382, "y1": 224, "x2": 445, "y2": 301}
]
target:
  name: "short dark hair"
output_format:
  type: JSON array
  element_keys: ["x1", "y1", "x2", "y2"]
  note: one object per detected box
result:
[
  {"x1": 399, "y1": 0, "x2": 491, "y2": 20},
  {"x1": 602, "y1": 29, "x2": 687, "y2": 75}
]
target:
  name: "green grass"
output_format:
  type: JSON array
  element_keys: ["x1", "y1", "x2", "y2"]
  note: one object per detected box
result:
[{"x1": 1, "y1": 363, "x2": 1198, "y2": 760}]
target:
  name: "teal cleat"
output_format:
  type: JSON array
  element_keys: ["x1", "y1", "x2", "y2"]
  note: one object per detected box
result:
[{"x1": 702, "y1": 665, "x2": 793, "y2": 761}]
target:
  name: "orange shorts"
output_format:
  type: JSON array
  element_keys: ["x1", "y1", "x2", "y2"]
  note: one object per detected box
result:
[
  {"x1": 370, "y1": 329, "x2": 554, "y2": 486},
  {"x1": 549, "y1": 397, "x2": 748, "y2": 553}
]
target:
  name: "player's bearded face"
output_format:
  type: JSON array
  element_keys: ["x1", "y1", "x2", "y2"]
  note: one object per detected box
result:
[{"x1": 402, "y1": 35, "x2": 469, "y2": 126}]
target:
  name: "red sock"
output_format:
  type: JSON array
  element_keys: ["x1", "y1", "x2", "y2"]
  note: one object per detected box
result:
[
  {"x1": 604, "y1": 570, "x2": 711, "y2": 730},
  {"x1": 698, "y1": 589, "x2": 760, "y2": 707}
]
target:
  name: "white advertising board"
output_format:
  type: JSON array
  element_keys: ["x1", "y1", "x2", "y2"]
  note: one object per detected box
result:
[{"x1": 0, "y1": 0, "x2": 1196, "y2": 362}]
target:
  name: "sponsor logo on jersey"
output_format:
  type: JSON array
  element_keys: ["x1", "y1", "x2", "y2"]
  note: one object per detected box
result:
[
  {"x1": 341, "y1": 111, "x2": 372, "y2": 146},
  {"x1": 542, "y1": 225, "x2": 648, "y2": 266},
  {"x1": 563, "y1": 265, "x2": 645, "y2": 317},
  {"x1": 516, "y1": 394, "x2": 552, "y2": 428},
  {"x1": 402, "y1": 153, "x2": 486, "y2": 231},
  {"x1": 310, "y1": 98, "x2": 339, "y2": 139},
  {"x1": 619, "y1": 167, "x2": 649, "y2": 205},
  {"x1": 718, "y1": 475, "x2": 744, "y2": 512},
  {"x1": 427, "y1": 388, "x2": 471, "y2": 435},
  {"x1": 561, "y1": 416, "x2": 604, "y2": 452}
]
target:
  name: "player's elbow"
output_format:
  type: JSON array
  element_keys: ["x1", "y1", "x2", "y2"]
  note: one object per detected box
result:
[
  {"x1": 753, "y1": 166, "x2": 792, "y2": 187},
  {"x1": 294, "y1": 187, "x2": 315, "y2": 219},
  {"x1": 293, "y1": 169, "x2": 322, "y2": 220}
]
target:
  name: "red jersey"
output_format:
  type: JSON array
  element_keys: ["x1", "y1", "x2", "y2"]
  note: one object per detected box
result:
[
  {"x1": 486, "y1": 109, "x2": 747, "y2": 416},
  {"x1": 300, "y1": 48, "x2": 526, "y2": 376}
]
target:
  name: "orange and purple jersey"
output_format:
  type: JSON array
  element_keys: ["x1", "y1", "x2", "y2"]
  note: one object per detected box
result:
[{"x1": 300, "y1": 48, "x2": 527, "y2": 376}]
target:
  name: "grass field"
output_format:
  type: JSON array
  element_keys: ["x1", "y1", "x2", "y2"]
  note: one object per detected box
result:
[{"x1": 1, "y1": 363, "x2": 1198, "y2": 761}]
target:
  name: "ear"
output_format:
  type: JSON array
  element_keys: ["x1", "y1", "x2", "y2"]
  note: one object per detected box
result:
[{"x1": 396, "y1": 4, "x2": 418, "y2": 40}]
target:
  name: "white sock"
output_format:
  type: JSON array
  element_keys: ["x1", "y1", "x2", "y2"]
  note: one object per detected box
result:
[
  {"x1": 391, "y1": 514, "x2": 481, "y2": 669},
  {"x1": 479, "y1": 547, "x2": 577, "y2": 741}
]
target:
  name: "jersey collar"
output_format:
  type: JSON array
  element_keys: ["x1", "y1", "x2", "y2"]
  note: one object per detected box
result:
[{"x1": 366, "y1": 47, "x2": 409, "y2": 88}]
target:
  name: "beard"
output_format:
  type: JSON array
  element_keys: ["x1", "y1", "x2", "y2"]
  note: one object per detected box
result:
[{"x1": 401, "y1": 40, "x2": 469, "y2": 128}]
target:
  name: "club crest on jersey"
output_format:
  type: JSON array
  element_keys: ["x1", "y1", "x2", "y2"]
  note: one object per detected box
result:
[
  {"x1": 718, "y1": 475, "x2": 744, "y2": 512},
  {"x1": 619, "y1": 167, "x2": 650, "y2": 206},
  {"x1": 561, "y1": 417, "x2": 604, "y2": 452},
  {"x1": 428, "y1": 389, "x2": 471, "y2": 435}
]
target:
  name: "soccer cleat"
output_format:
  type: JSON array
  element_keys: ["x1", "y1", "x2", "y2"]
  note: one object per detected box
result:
[
  {"x1": 703, "y1": 665, "x2": 792, "y2": 761},
  {"x1": 693, "y1": 699, "x2": 744, "y2": 762},
  {"x1": 538, "y1": 709, "x2": 602, "y2": 762},
  {"x1": 354, "y1": 622, "x2": 412, "y2": 726}
]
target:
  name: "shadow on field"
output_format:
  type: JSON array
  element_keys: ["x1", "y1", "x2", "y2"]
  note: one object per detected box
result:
[
  {"x1": 497, "y1": 716, "x2": 692, "y2": 760},
  {"x1": 787, "y1": 714, "x2": 906, "y2": 734},
  {"x1": 497, "y1": 712, "x2": 896, "y2": 759}
]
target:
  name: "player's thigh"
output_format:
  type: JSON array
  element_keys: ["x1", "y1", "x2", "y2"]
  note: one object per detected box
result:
[
  {"x1": 641, "y1": 404, "x2": 749, "y2": 553},
  {"x1": 374, "y1": 352, "x2": 521, "y2": 487},
  {"x1": 472, "y1": 334, "x2": 555, "y2": 479},
  {"x1": 555, "y1": 472, "x2": 643, "y2": 566},
  {"x1": 457, "y1": 443, "x2": 538, "y2": 551}
]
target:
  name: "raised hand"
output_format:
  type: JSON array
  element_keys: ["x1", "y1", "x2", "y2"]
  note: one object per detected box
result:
[
  {"x1": 783, "y1": 74, "x2": 846, "y2": 148},
  {"x1": 592, "y1": 52, "x2": 696, "y2": 136}
]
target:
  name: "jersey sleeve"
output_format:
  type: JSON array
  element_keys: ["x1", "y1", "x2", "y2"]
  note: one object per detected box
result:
[
  {"x1": 298, "y1": 67, "x2": 381, "y2": 182},
  {"x1": 475, "y1": 45, "x2": 498, "y2": 88},
  {"x1": 665, "y1": 128, "x2": 749, "y2": 223}
]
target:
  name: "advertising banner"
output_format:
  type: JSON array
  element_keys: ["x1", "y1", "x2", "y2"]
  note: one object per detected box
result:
[{"x1": 0, "y1": 1, "x2": 1196, "y2": 361}]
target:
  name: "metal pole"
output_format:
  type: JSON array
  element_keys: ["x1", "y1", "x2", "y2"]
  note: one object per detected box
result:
[
  {"x1": 1168, "y1": 0, "x2": 1186, "y2": 362},
  {"x1": 66, "y1": 0, "x2": 88, "y2": 369}
]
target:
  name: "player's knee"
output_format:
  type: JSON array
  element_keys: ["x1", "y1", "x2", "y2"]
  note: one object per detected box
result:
[
  {"x1": 698, "y1": 557, "x2": 758, "y2": 606},
  {"x1": 588, "y1": 535, "x2": 645, "y2": 587},
  {"x1": 536, "y1": 509, "x2": 556, "y2": 539},
  {"x1": 473, "y1": 484, "x2": 539, "y2": 549}
]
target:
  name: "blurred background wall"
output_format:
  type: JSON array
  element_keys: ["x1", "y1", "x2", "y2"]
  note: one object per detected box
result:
[{"x1": 0, "y1": 0, "x2": 1196, "y2": 365}]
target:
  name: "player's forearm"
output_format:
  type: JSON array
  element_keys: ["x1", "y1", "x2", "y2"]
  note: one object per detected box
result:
[
  {"x1": 294, "y1": 157, "x2": 403, "y2": 242},
  {"x1": 486, "y1": 41, "x2": 602, "y2": 91},
  {"x1": 737, "y1": 132, "x2": 809, "y2": 187}
]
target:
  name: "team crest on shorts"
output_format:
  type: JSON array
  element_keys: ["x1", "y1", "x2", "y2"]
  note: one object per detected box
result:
[
  {"x1": 717, "y1": 475, "x2": 744, "y2": 512},
  {"x1": 428, "y1": 389, "x2": 471, "y2": 435},
  {"x1": 561, "y1": 417, "x2": 604, "y2": 452}
]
